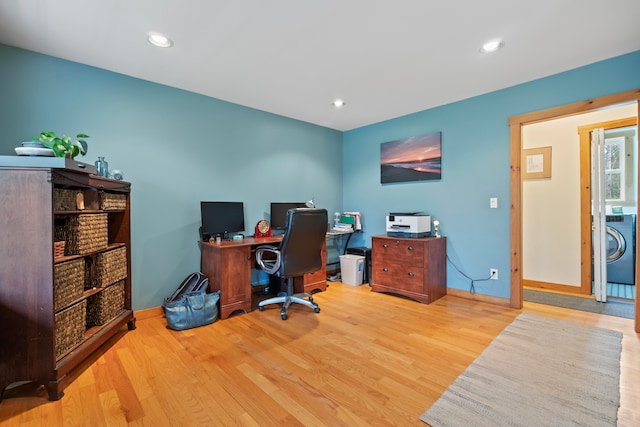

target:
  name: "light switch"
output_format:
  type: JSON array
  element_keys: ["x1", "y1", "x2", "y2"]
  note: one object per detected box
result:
[{"x1": 490, "y1": 197, "x2": 498, "y2": 209}]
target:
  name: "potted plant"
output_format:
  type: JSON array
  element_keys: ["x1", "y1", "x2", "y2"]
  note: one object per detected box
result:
[{"x1": 33, "y1": 131, "x2": 89, "y2": 159}]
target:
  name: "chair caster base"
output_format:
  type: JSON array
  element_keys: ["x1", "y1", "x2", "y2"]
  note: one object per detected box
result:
[{"x1": 257, "y1": 280, "x2": 321, "y2": 319}]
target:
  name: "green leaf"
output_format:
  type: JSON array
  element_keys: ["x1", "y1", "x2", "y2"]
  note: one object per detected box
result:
[
  {"x1": 39, "y1": 139, "x2": 54, "y2": 149},
  {"x1": 52, "y1": 143, "x2": 67, "y2": 158},
  {"x1": 41, "y1": 131, "x2": 57, "y2": 139},
  {"x1": 76, "y1": 133, "x2": 90, "y2": 139},
  {"x1": 37, "y1": 131, "x2": 55, "y2": 147},
  {"x1": 77, "y1": 140, "x2": 88, "y2": 155}
]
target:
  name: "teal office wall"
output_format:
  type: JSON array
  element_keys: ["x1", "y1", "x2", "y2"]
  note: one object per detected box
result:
[
  {"x1": 343, "y1": 50, "x2": 640, "y2": 300},
  {"x1": 0, "y1": 44, "x2": 343, "y2": 311}
]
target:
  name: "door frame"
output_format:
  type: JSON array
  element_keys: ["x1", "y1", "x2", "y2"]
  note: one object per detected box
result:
[
  {"x1": 508, "y1": 88, "x2": 640, "y2": 333},
  {"x1": 578, "y1": 117, "x2": 638, "y2": 294}
]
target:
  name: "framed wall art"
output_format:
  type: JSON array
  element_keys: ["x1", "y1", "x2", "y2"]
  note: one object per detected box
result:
[
  {"x1": 522, "y1": 146, "x2": 552, "y2": 179},
  {"x1": 380, "y1": 131, "x2": 441, "y2": 184}
]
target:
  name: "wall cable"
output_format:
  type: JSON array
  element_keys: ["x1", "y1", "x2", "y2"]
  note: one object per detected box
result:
[{"x1": 446, "y1": 255, "x2": 493, "y2": 294}]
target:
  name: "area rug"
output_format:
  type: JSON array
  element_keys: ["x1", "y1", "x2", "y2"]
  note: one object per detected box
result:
[
  {"x1": 524, "y1": 288, "x2": 634, "y2": 319},
  {"x1": 420, "y1": 312, "x2": 622, "y2": 427}
]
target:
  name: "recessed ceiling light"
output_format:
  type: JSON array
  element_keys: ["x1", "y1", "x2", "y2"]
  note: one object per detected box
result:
[
  {"x1": 332, "y1": 99, "x2": 346, "y2": 107},
  {"x1": 480, "y1": 38, "x2": 504, "y2": 53},
  {"x1": 147, "y1": 32, "x2": 173, "y2": 48}
]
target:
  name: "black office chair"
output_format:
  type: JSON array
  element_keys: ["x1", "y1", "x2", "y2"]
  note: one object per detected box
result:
[{"x1": 255, "y1": 208, "x2": 328, "y2": 320}]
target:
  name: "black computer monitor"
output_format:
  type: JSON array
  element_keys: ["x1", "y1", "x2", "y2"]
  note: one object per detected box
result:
[
  {"x1": 200, "y1": 201, "x2": 245, "y2": 240},
  {"x1": 270, "y1": 202, "x2": 306, "y2": 230}
]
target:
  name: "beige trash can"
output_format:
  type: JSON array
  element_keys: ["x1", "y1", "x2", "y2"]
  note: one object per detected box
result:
[{"x1": 339, "y1": 254, "x2": 365, "y2": 286}]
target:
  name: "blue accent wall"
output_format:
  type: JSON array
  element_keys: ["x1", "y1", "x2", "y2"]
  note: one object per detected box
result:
[
  {"x1": 0, "y1": 44, "x2": 343, "y2": 310},
  {"x1": 343, "y1": 50, "x2": 640, "y2": 299}
]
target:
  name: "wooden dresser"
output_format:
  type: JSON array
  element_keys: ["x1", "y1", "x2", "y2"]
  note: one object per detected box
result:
[{"x1": 371, "y1": 235, "x2": 446, "y2": 304}]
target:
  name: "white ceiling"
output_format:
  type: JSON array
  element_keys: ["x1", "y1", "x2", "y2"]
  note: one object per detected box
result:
[{"x1": 1, "y1": 0, "x2": 639, "y2": 131}]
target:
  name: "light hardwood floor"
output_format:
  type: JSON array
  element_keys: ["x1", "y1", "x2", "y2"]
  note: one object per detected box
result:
[{"x1": 1, "y1": 282, "x2": 639, "y2": 426}]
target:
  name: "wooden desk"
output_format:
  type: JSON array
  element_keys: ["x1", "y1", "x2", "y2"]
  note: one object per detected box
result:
[{"x1": 200, "y1": 236, "x2": 326, "y2": 319}]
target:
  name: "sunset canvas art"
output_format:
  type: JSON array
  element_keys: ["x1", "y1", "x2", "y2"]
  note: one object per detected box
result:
[{"x1": 380, "y1": 132, "x2": 442, "y2": 184}]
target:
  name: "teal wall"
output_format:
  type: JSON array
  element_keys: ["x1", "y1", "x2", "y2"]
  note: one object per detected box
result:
[
  {"x1": 343, "y1": 50, "x2": 640, "y2": 299},
  {"x1": 0, "y1": 44, "x2": 343, "y2": 310}
]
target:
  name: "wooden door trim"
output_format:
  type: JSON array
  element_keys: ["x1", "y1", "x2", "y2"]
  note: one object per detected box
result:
[{"x1": 509, "y1": 88, "x2": 640, "y2": 333}]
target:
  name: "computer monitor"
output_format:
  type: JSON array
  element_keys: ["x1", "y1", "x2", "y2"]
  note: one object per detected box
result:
[
  {"x1": 270, "y1": 202, "x2": 306, "y2": 230},
  {"x1": 200, "y1": 201, "x2": 245, "y2": 240}
]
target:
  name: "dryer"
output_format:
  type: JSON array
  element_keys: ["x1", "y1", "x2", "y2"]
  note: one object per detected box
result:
[{"x1": 605, "y1": 214, "x2": 636, "y2": 285}]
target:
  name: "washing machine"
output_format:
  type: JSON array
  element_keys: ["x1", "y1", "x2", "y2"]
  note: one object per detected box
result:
[{"x1": 605, "y1": 214, "x2": 636, "y2": 285}]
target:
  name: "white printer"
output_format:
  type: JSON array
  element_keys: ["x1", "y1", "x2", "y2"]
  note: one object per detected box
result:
[{"x1": 386, "y1": 212, "x2": 431, "y2": 238}]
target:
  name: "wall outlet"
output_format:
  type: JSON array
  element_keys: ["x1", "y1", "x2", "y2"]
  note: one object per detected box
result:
[{"x1": 490, "y1": 268, "x2": 498, "y2": 280}]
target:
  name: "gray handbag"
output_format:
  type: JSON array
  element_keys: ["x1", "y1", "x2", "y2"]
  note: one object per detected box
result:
[{"x1": 163, "y1": 289, "x2": 220, "y2": 330}]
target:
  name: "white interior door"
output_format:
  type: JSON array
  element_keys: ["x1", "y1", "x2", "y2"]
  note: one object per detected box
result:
[{"x1": 591, "y1": 127, "x2": 607, "y2": 302}]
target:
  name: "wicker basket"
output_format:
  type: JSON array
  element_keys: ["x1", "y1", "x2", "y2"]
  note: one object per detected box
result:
[
  {"x1": 55, "y1": 213, "x2": 108, "y2": 255},
  {"x1": 54, "y1": 258, "x2": 85, "y2": 311},
  {"x1": 54, "y1": 241, "x2": 66, "y2": 259},
  {"x1": 86, "y1": 281, "x2": 125, "y2": 326},
  {"x1": 53, "y1": 188, "x2": 78, "y2": 211},
  {"x1": 55, "y1": 299, "x2": 87, "y2": 359},
  {"x1": 85, "y1": 246, "x2": 127, "y2": 288},
  {"x1": 100, "y1": 192, "x2": 126, "y2": 211}
]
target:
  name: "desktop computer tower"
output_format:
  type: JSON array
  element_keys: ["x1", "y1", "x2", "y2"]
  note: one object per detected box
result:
[{"x1": 345, "y1": 246, "x2": 371, "y2": 285}]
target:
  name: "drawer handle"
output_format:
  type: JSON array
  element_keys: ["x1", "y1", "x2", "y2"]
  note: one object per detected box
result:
[
  {"x1": 382, "y1": 244, "x2": 388, "y2": 248},
  {"x1": 407, "y1": 246, "x2": 414, "y2": 251},
  {"x1": 407, "y1": 272, "x2": 414, "y2": 277},
  {"x1": 383, "y1": 268, "x2": 388, "y2": 272}
]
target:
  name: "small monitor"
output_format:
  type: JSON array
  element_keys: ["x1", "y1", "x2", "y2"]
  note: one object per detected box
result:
[
  {"x1": 270, "y1": 202, "x2": 306, "y2": 230},
  {"x1": 200, "y1": 201, "x2": 245, "y2": 239}
]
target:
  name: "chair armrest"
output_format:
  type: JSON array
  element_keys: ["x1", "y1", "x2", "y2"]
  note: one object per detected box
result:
[{"x1": 256, "y1": 245, "x2": 281, "y2": 275}]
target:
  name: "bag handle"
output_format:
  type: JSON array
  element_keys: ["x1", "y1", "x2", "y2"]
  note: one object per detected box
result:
[{"x1": 185, "y1": 291, "x2": 206, "y2": 310}]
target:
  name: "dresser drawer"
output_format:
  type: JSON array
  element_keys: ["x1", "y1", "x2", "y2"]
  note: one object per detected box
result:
[
  {"x1": 372, "y1": 262, "x2": 425, "y2": 293},
  {"x1": 372, "y1": 238, "x2": 424, "y2": 266}
]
